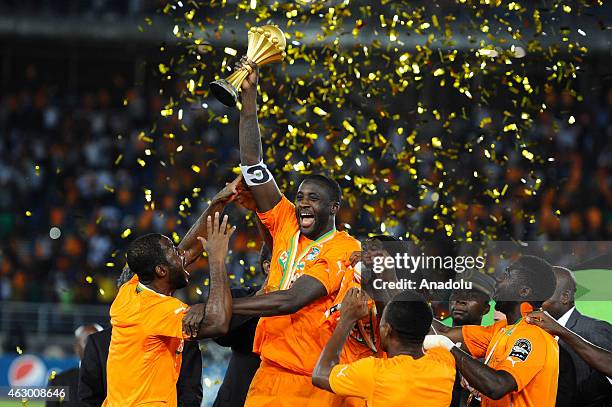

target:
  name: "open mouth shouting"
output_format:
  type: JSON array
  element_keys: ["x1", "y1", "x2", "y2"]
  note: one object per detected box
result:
[{"x1": 299, "y1": 209, "x2": 315, "y2": 229}]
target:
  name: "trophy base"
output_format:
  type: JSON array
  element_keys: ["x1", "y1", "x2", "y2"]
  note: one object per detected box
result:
[{"x1": 210, "y1": 79, "x2": 239, "y2": 107}]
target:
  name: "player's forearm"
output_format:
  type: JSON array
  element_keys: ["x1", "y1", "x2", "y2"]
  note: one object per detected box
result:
[
  {"x1": 232, "y1": 289, "x2": 301, "y2": 316},
  {"x1": 181, "y1": 198, "x2": 227, "y2": 265},
  {"x1": 197, "y1": 258, "x2": 232, "y2": 338},
  {"x1": 312, "y1": 318, "x2": 354, "y2": 391},
  {"x1": 556, "y1": 326, "x2": 612, "y2": 376},
  {"x1": 429, "y1": 320, "x2": 464, "y2": 343},
  {"x1": 239, "y1": 89, "x2": 262, "y2": 165},
  {"x1": 450, "y1": 347, "x2": 516, "y2": 400}
]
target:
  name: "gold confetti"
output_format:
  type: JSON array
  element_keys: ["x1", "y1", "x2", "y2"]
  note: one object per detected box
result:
[
  {"x1": 224, "y1": 47, "x2": 238, "y2": 56},
  {"x1": 313, "y1": 107, "x2": 328, "y2": 116},
  {"x1": 121, "y1": 228, "x2": 132, "y2": 238},
  {"x1": 147, "y1": 0, "x2": 599, "y2": 243}
]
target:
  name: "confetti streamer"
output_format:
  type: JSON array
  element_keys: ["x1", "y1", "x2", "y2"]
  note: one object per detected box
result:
[{"x1": 139, "y1": 0, "x2": 603, "y2": 243}]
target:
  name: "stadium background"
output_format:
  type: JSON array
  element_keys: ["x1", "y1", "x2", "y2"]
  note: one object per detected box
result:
[{"x1": 0, "y1": 0, "x2": 610, "y2": 405}]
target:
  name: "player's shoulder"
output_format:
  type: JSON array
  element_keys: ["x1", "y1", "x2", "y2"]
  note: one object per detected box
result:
[
  {"x1": 330, "y1": 230, "x2": 361, "y2": 250},
  {"x1": 424, "y1": 347, "x2": 455, "y2": 366},
  {"x1": 515, "y1": 322, "x2": 558, "y2": 352},
  {"x1": 464, "y1": 319, "x2": 507, "y2": 336},
  {"x1": 140, "y1": 288, "x2": 186, "y2": 311},
  {"x1": 519, "y1": 320, "x2": 552, "y2": 339}
]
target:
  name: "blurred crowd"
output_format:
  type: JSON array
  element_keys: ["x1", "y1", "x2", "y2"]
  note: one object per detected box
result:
[{"x1": 0, "y1": 61, "x2": 610, "y2": 305}]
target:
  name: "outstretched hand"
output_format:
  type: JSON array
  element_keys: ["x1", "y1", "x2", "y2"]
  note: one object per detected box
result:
[
  {"x1": 213, "y1": 174, "x2": 244, "y2": 204},
  {"x1": 339, "y1": 288, "x2": 369, "y2": 323},
  {"x1": 197, "y1": 212, "x2": 236, "y2": 263},
  {"x1": 525, "y1": 310, "x2": 563, "y2": 336},
  {"x1": 234, "y1": 176, "x2": 258, "y2": 212}
]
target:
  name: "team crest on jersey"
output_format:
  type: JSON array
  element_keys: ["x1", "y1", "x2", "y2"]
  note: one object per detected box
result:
[
  {"x1": 278, "y1": 251, "x2": 289, "y2": 270},
  {"x1": 508, "y1": 338, "x2": 531, "y2": 361},
  {"x1": 306, "y1": 247, "x2": 321, "y2": 261}
]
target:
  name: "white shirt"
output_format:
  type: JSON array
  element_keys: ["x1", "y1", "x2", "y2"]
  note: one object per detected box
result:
[{"x1": 557, "y1": 306, "x2": 576, "y2": 328}]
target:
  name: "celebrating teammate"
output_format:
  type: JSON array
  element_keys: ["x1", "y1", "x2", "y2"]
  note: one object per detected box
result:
[
  {"x1": 102, "y1": 213, "x2": 235, "y2": 407},
  {"x1": 312, "y1": 288, "x2": 456, "y2": 406},
  {"x1": 231, "y1": 57, "x2": 361, "y2": 406},
  {"x1": 426, "y1": 255, "x2": 559, "y2": 407}
]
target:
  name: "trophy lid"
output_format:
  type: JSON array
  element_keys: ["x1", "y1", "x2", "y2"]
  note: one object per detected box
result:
[{"x1": 258, "y1": 25, "x2": 286, "y2": 51}]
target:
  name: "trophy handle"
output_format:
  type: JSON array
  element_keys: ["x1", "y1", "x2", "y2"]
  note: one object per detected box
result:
[{"x1": 209, "y1": 79, "x2": 239, "y2": 107}]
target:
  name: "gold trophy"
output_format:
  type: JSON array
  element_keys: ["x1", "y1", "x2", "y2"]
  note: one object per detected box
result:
[{"x1": 210, "y1": 25, "x2": 286, "y2": 107}]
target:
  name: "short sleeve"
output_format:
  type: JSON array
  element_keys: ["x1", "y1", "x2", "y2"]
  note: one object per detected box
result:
[
  {"x1": 257, "y1": 195, "x2": 296, "y2": 237},
  {"x1": 329, "y1": 357, "x2": 376, "y2": 399},
  {"x1": 462, "y1": 321, "x2": 505, "y2": 358},
  {"x1": 142, "y1": 296, "x2": 188, "y2": 338},
  {"x1": 497, "y1": 330, "x2": 548, "y2": 391},
  {"x1": 304, "y1": 258, "x2": 344, "y2": 295}
]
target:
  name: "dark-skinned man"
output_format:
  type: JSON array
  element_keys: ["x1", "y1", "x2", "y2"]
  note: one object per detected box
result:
[
  {"x1": 312, "y1": 288, "x2": 456, "y2": 406},
  {"x1": 526, "y1": 310, "x2": 612, "y2": 378},
  {"x1": 102, "y1": 213, "x2": 235, "y2": 407},
  {"x1": 81, "y1": 175, "x2": 246, "y2": 407},
  {"x1": 426, "y1": 255, "x2": 559, "y2": 407},
  {"x1": 449, "y1": 272, "x2": 495, "y2": 407},
  {"x1": 232, "y1": 57, "x2": 361, "y2": 406},
  {"x1": 542, "y1": 266, "x2": 612, "y2": 407},
  {"x1": 78, "y1": 269, "x2": 203, "y2": 407}
]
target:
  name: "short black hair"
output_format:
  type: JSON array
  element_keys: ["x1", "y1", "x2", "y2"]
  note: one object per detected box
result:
[
  {"x1": 126, "y1": 233, "x2": 168, "y2": 284},
  {"x1": 300, "y1": 174, "x2": 342, "y2": 204},
  {"x1": 509, "y1": 255, "x2": 556, "y2": 306},
  {"x1": 384, "y1": 290, "x2": 433, "y2": 345},
  {"x1": 259, "y1": 244, "x2": 272, "y2": 273}
]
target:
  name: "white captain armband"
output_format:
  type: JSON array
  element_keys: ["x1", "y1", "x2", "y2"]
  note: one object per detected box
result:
[{"x1": 240, "y1": 161, "x2": 273, "y2": 186}]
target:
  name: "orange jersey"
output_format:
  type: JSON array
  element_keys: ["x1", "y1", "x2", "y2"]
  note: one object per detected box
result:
[
  {"x1": 103, "y1": 275, "x2": 188, "y2": 407},
  {"x1": 329, "y1": 348, "x2": 456, "y2": 406},
  {"x1": 254, "y1": 195, "x2": 361, "y2": 374},
  {"x1": 462, "y1": 319, "x2": 559, "y2": 407},
  {"x1": 323, "y1": 263, "x2": 380, "y2": 362}
]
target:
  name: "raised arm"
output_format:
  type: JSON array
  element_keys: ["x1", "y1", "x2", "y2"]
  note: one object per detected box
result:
[
  {"x1": 180, "y1": 175, "x2": 243, "y2": 266},
  {"x1": 183, "y1": 213, "x2": 235, "y2": 339},
  {"x1": 232, "y1": 274, "x2": 327, "y2": 316},
  {"x1": 312, "y1": 288, "x2": 368, "y2": 391},
  {"x1": 527, "y1": 310, "x2": 612, "y2": 376},
  {"x1": 233, "y1": 177, "x2": 273, "y2": 249},
  {"x1": 238, "y1": 57, "x2": 282, "y2": 212}
]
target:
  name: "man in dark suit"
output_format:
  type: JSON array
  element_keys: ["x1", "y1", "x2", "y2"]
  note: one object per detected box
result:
[
  {"x1": 543, "y1": 266, "x2": 612, "y2": 407},
  {"x1": 46, "y1": 324, "x2": 102, "y2": 407},
  {"x1": 213, "y1": 244, "x2": 271, "y2": 407},
  {"x1": 78, "y1": 327, "x2": 203, "y2": 406}
]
